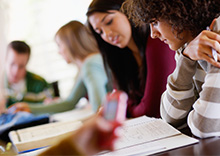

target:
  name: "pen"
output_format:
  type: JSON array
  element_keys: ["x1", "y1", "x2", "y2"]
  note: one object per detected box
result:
[
  {"x1": 0, "y1": 145, "x2": 5, "y2": 153},
  {"x1": 207, "y1": 26, "x2": 218, "y2": 62},
  {"x1": 18, "y1": 146, "x2": 49, "y2": 154}
]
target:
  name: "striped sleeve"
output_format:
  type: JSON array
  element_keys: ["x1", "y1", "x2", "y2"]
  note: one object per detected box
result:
[
  {"x1": 188, "y1": 64, "x2": 220, "y2": 138},
  {"x1": 160, "y1": 51, "x2": 198, "y2": 127},
  {"x1": 161, "y1": 51, "x2": 220, "y2": 138}
]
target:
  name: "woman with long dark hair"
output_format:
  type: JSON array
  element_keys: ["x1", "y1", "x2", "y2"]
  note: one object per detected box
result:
[{"x1": 86, "y1": 0, "x2": 176, "y2": 118}]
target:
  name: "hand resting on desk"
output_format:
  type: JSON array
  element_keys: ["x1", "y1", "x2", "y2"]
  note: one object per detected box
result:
[{"x1": 7, "y1": 102, "x2": 30, "y2": 114}]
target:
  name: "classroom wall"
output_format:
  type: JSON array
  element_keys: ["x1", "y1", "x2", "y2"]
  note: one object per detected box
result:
[
  {"x1": 7, "y1": 0, "x2": 92, "y2": 98},
  {"x1": 0, "y1": 0, "x2": 9, "y2": 108}
]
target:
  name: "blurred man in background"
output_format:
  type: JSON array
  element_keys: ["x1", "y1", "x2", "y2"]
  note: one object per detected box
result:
[{"x1": 4, "y1": 40, "x2": 54, "y2": 108}]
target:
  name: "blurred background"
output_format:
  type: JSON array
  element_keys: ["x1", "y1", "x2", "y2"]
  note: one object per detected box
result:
[{"x1": 0, "y1": 0, "x2": 93, "y2": 99}]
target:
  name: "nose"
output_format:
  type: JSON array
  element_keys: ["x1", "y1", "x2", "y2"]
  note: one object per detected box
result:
[
  {"x1": 150, "y1": 24, "x2": 159, "y2": 39},
  {"x1": 102, "y1": 28, "x2": 113, "y2": 42},
  {"x1": 12, "y1": 65, "x2": 19, "y2": 76},
  {"x1": 58, "y1": 50, "x2": 62, "y2": 55}
]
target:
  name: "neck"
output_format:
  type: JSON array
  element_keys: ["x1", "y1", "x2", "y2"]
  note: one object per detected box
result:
[
  {"x1": 127, "y1": 37, "x2": 139, "y2": 54},
  {"x1": 128, "y1": 38, "x2": 142, "y2": 67}
]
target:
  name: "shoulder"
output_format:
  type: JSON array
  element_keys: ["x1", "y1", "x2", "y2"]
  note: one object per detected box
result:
[
  {"x1": 82, "y1": 53, "x2": 104, "y2": 70},
  {"x1": 26, "y1": 71, "x2": 47, "y2": 83},
  {"x1": 81, "y1": 53, "x2": 106, "y2": 77}
]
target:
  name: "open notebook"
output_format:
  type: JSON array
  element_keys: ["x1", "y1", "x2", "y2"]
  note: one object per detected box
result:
[
  {"x1": 16, "y1": 116, "x2": 199, "y2": 156},
  {"x1": 9, "y1": 120, "x2": 82, "y2": 153},
  {"x1": 97, "y1": 116, "x2": 199, "y2": 156}
]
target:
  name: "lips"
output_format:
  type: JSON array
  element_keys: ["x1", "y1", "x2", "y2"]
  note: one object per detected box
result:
[
  {"x1": 112, "y1": 35, "x2": 119, "y2": 44},
  {"x1": 161, "y1": 39, "x2": 167, "y2": 44},
  {"x1": 164, "y1": 40, "x2": 168, "y2": 44}
]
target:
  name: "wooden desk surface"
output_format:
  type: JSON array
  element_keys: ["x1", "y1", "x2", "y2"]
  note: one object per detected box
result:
[
  {"x1": 155, "y1": 126, "x2": 220, "y2": 156},
  {"x1": 155, "y1": 136, "x2": 220, "y2": 156}
]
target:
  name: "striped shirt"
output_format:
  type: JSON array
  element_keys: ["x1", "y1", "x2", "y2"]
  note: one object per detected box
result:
[{"x1": 161, "y1": 43, "x2": 220, "y2": 138}]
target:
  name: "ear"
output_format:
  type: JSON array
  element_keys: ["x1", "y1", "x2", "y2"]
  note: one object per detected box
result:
[{"x1": 209, "y1": 18, "x2": 216, "y2": 30}]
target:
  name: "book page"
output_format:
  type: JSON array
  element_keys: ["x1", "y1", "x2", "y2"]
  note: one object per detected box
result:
[
  {"x1": 99, "y1": 134, "x2": 198, "y2": 156},
  {"x1": 15, "y1": 120, "x2": 82, "y2": 142},
  {"x1": 114, "y1": 116, "x2": 181, "y2": 149},
  {"x1": 50, "y1": 106, "x2": 94, "y2": 122},
  {"x1": 97, "y1": 116, "x2": 198, "y2": 156}
]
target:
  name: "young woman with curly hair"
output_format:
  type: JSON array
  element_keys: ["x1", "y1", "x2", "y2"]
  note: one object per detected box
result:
[
  {"x1": 122, "y1": 0, "x2": 220, "y2": 138},
  {"x1": 86, "y1": 0, "x2": 176, "y2": 118}
]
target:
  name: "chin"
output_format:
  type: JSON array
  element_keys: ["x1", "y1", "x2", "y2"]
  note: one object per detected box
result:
[
  {"x1": 116, "y1": 43, "x2": 126, "y2": 49},
  {"x1": 168, "y1": 44, "x2": 178, "y2": 51},
  {"x1": 11, "y1": 79, "x2": 19, "y2": 84}
]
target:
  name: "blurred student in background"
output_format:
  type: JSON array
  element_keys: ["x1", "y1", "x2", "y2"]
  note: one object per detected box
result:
[
  {"x1": 123, "y1": 0, "x2": 220, "y2": 138},
  {"x1": 86, "y1": 0, "x2": 176, "y2": 118},
  {"x1": 5, "y1": 41, "x2": 54, "y2": 108},
  {"x1": 10, "y1": 21, "x2": 111, "y2": 114}
]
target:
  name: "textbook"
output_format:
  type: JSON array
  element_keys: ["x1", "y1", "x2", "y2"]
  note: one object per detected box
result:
[
  {"x1": 9, "y1": 120, "x2": 82, "y2": 153},
  {"x1": 98, "y1": 116, "x2": 199, "y2": 156}
]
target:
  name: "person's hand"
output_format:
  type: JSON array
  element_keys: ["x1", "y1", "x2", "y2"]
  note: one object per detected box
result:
[
  {"x1": 72, "y1": 115, "x2": 121, "y2": 155},
  {"x1": 43, "y1": 97, "x2": 60, "y2": 105},
  {"x1": 183, "y1": 19, "x2": 220, "y2": 67},
  {"x1": 7, "y1": 102, "x2": 31, "y2": 113},
  {"x1": 0, "y1": 99, "x2": 6, "y2": 114}
]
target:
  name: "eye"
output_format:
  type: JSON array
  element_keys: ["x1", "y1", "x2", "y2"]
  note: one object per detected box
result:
[
  {"x1": 152, "y1": 21, "x2": 158, "y2": 26},
  {"x1": 95, "y1": 29, "x2": 103, "y2": 35},
  {"x1": 150, "y1": 19, "x2": 158, "y2": 26},
  {"x1": 99, "y1": 30, "x2": 103, "y2": 35},
  {"x1": 106, "y1": 19, "x2": 113, "y2": 25}
]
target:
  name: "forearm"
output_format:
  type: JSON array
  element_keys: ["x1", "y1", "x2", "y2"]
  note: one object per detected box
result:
[
  {"x1": 161, "y1": 52, "x2": 198, "y2": 127},
  {"x1": 29, "y1": 100, "x2": 76, "y2": 115},
  {"x1": 30, "y1": 78, "x2": 87, "y2": 115}
]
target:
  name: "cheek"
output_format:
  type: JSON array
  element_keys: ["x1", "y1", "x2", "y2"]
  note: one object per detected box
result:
[
  {"x1": 59, "y1": 47, "x2": 68, "y2": 58},
  {"x1": 19, "y1": 68, "x2": 26, "y2": 74},
  {"x1": 121, "y1": 24, "x2": 132, "y2": 43}
]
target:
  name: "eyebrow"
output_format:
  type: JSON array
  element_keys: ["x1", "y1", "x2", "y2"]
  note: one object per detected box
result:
[
  {"x1": 101, "y1": 14, "x2": 108, "y2": 23},
  {"x1": 94, "y1": 14, "x2": 109, "y2": 32}
]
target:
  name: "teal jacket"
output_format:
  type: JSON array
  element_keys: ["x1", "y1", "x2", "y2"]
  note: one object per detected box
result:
[
  {"x1": 29, "y1": 53, "x2": 112, "y2": 114},
  {"x1": 5, "y1": 71, "x2": 53, "y2": 107}
]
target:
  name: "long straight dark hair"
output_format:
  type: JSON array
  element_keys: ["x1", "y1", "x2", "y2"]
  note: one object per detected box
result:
[{"x1": 86, "y1": 0, "x2": 150, "y2": 104}]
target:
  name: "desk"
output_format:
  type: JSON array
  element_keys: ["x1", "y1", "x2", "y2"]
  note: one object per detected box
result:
[{"x1": 156, "y1": 136, "x2": 220, "y2": 155}]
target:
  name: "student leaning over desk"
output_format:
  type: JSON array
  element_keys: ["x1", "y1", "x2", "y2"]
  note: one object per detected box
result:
[
  {"x1": 86, "y1": 0, "x2": 176, "y2": 118},
  {"x1": 9, "y1": 21, "x2": 112, "y2": 114},
  {"x1": 123, "y1": 0, "x2": 220, "y2": 138}
]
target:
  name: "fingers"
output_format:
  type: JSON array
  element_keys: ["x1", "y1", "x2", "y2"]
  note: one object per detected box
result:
[
  {"x1": 96, "y1": 117, "x2": 114, "y2": 132},
  {"x1": 97, "y1": 106, "x2": 104, "y2": 116},
  {"x1": 8, "y1": 103, "x2": 31, "y2": 113},
  {"x1": 202, "y1": 30, "x2": 220, "y2": 52},
  {"x1": 201, "y1": 53, "x2": 220, "y2": 68},
  {"x1": 184, "y1": 30, "x2": 220, "y2": 66}
]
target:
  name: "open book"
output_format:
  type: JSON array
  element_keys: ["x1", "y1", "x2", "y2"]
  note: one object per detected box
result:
[
  {"x1": 98, "y1": 116, "x2": 199, "y2": 156},
  {"x1": 9, "y1": 120, "x2": 82, "y2": 153}
]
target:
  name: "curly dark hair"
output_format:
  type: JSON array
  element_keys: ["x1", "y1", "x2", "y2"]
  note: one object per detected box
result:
[{"x1": 122, "y1": 0, "x2": 220, "y2": 37}]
